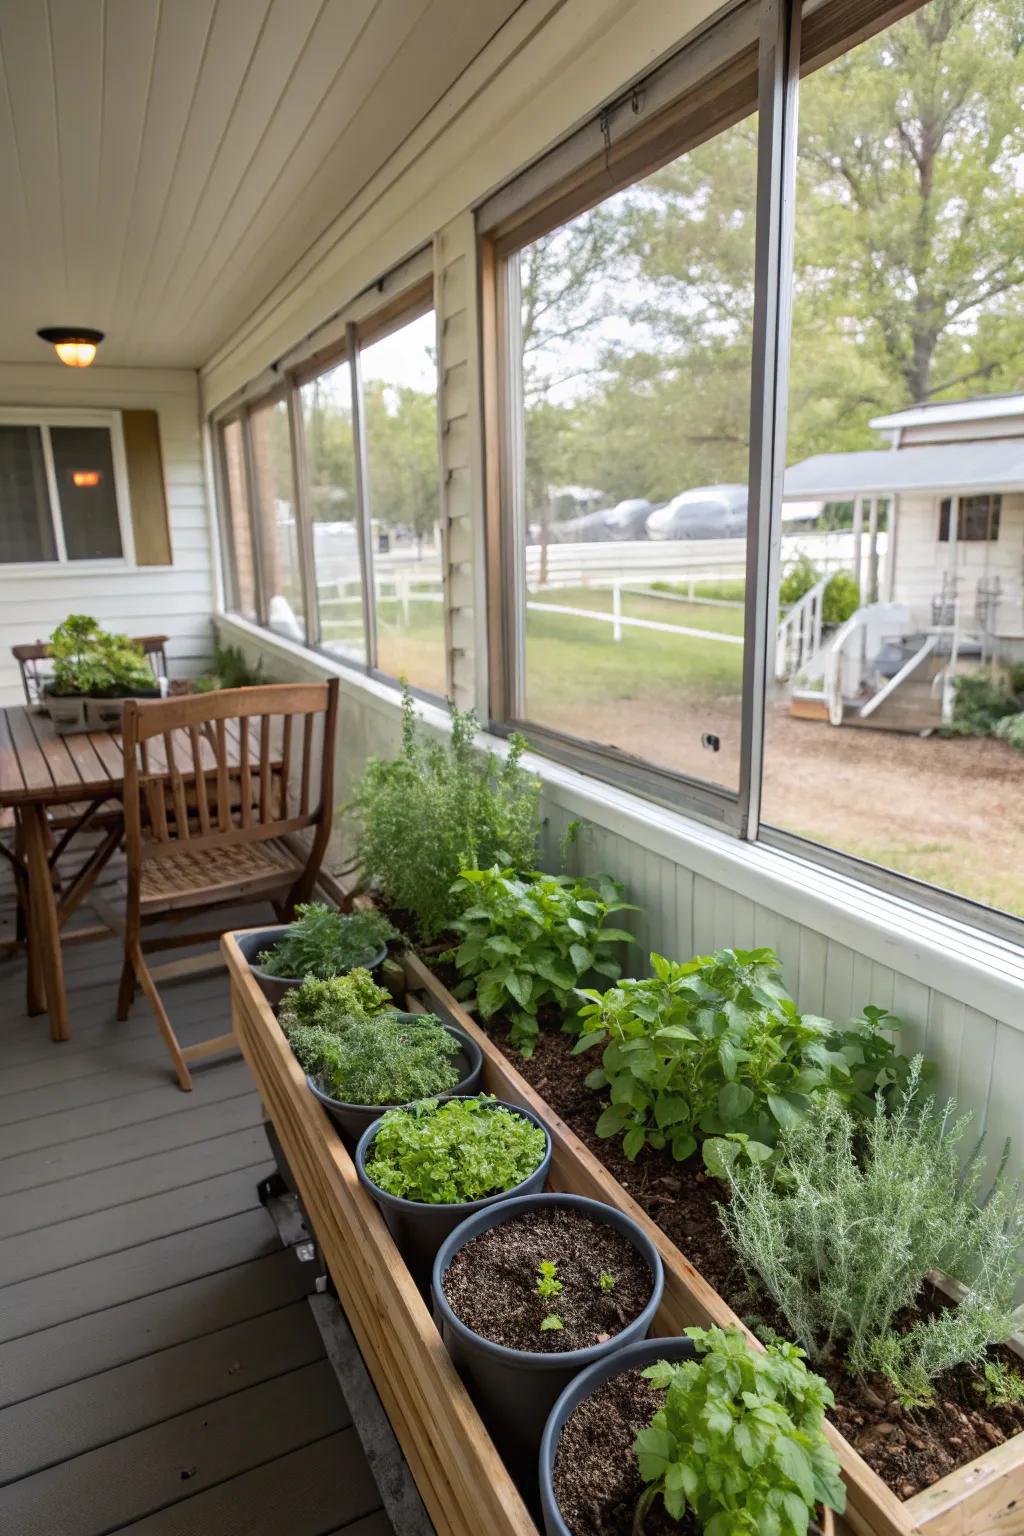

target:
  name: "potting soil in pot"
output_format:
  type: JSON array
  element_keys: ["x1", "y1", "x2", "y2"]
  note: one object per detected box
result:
[
  {"x1": 553, "y1": 1368, "x2": 693, "y2": 1536},
  {"x1": 441, "y1": 1205, "x2": 651, "y2": 1353}
]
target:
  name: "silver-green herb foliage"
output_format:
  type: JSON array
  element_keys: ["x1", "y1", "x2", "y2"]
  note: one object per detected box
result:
[
  {"x1": 719, "y1": 1063, "x2": 1024, "y2": 1406},
  {"x1": 364, "y1": 1095, "x2": 547, "y2": 1204},
  {"x1": 288, "y1": 1012, "x2": 461, "y2": 1107},
  {"x1": 573, "y1": 947, "x2": 921, "y2": 1174},
  {"x1": 633, "y1": 1327, "x2": 845, "y2": 1536},
  {"x1": 448, "y1": 866, "x2": 637, "y2": 1055},
  {"x1": 257, "y1": 904, "x2": 397, "y2": 980},
  {"x1": 349, "y1": 686, "x2": 541, "y2": 941}
]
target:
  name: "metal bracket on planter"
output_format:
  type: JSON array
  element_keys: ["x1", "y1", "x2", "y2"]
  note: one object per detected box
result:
[{"x1": 257, "y1": 1171, "x2": 289, "y2": 1206}]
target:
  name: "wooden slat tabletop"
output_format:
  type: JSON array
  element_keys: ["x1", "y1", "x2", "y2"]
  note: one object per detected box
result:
[{"x1": 0, "y1": 707, "x2": 269, "y2": 810}]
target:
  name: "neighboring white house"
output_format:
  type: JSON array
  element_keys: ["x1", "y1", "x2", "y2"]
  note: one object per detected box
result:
[{"x1": 783, "y1": 393, "x2": 1024, "y2": 661}]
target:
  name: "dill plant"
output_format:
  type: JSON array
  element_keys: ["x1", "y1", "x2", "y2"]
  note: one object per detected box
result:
[
  {"x1": 288, "y1": 1012, "x2": 461, "y2": 1107},
  {"x1": 720, "y1": 1063, "x2": 1024, "y2": 1405},
  {"x1": 348, "y1": 686, "x2": 541, "y2": 941}
]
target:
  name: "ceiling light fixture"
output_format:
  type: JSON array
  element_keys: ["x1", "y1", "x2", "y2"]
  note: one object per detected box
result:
[{"x1": 37, "y1": 326, "x2": 105, "y2": 368}]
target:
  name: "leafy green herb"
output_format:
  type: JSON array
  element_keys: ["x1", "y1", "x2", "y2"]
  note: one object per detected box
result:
[
  {"x1": 47, "y1": 614, "x2": 156, "y2": 698},
  {"x1": 633, "y1": 1327, "x2": 845, "y2": 1536},
  {"x1": 980, "y1": 1359, "x2": 1024, "y2": 1408},
  {"x1": 720, "y1": 1064, "x2": 1024, "y2": 1406},
  {"x1": 535, "y1": 1259, "x2": 562, "y2": 1299},
  {"x1": 279, "y1": 970, "x2": 394, "y2": 1034},
  {"x1": 288, "y1": 1012, "x2": 460, "y2": 1107},
  {"x1": 447, "y1": 866, "x2": 636, "y2": 1055},
  {"x1": 349, "y1": 685, "x2": 541, "y2": 941},
  {"x1": 363, "y1": 1095, "x2": 547, "y2": 1205},
  {"x1": 193, "y1": 638, "x2": 265, "y2": 692},
  {"x1": 540, "y1": 1314, "x2": 564, "y2": 1333},
  {"x1": 257, "y1": 904, "x2": 397, "y2": 980},
  {"x1": 599, "y1": 1270, "x2": 616, "y2": 1294},
  {"x1": 574, "y1": 948, "x2": 920, "y2": 1172}
]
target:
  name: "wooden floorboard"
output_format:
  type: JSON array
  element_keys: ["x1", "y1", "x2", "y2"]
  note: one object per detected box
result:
[{"x1": 0, "y1": 913, "x2": 394, "y2": 1536}]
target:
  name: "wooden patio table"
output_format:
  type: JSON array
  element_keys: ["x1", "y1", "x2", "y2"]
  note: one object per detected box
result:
[{"x1": 0, "y1": 703, "x2": 267, "y2": 1044}]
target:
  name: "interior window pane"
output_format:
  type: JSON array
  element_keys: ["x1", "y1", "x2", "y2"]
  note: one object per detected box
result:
[
  {"x1": 763, "y1": 0, "x2": 1024, "y2": 920},
  {"x1": 361, "y1": 309, "x2": 445, "y2": 694},
  {"x1": 301, "y1": 360, "x2": 366, "y2": 662},
  {"x1": 249, "y1": 397, "x2": 305, "y2": 642},
  {"x1": 49, "y1": 426, "x2": 122, "y2": 560},
  {"x1": 221, "y1": 419, "x2": 257, "y2": 620},
  {"x1": 513, "y1": 112, "x2": 758, "y2": 791},
  {"x1": 0, "y1": 424, "x2": 55, "y2": 563}
]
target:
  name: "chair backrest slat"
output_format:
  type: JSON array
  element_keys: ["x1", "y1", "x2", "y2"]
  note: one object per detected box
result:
[
  {"x1": 214, "y1": 718, "x2": 231, "y2": 832},
  {"x1": 279, "y1": 714, "x2": 292, "y2": 819},
  {"x1": 300, "y1": 713, "x2": 313, "y2": 816},
  {"x1": 258, "y1": 715, "x2": 271, "y2": 823},
  {"x1": 238, "y1": 719, "x2": 252, "y2": 828},
  {"x1": 190, "y1": 724, "x2": 211, "y2": 835}
]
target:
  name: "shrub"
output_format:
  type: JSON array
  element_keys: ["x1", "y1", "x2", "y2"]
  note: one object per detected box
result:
[
  {"x1": 447, "y1": 866, "x2": 637, "y2": 1055},
  {"x1": 951, "y1": 670, "x2": 1023, "y2": 737},
  {"x1": 47, "y1": 614, "x2": 156, "y2": 697},
  {"x1": 194, "y1": 639, "x2": 265, "y2": 692},
  {"x1": 634, "y1": 1327, "x2": 845, "y2": 1535},
  {"x1": 349, "y1": 685, "x2": 541, "y2": 941},
  {"x1": 994, "y1": 712, "x2": 1024, "y2": 752},
  {"x1": 278, "y1": 969, "x2": 393, "y2": 1034},
  {"x1": 822, "y1": 569, "x2": 860, "y2": 626},
  {"x1": 257, "y1": 904, "x2": 397, "y2": 980},
  {"x1": 573, "y1": 948, "x2": 917, "y2": 1173},
  {"x1": 779, "y1": 556, "x2": 819, "y2": 609},
  {"x1": 719, "y1": 1066, "x2": 1024, "y2": 1406},
  {"x1": 363, "y1": 1095, "x2": 547, "y2": 1204},
  {"x1": 289, "y1": 1012, "x2": 461, "y2": 1106}
]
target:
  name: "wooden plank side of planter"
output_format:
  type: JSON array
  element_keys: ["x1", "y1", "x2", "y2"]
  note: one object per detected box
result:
[
  {"x1": 403, "y1": 953, "x2": 914, "y2": 1536},
  {"x1": 902, "y1": 1431, "x2": 1024, "y2": 1536},
  {"x1": 221, "y1": 934, "x2": 540, "y2": 1536}
]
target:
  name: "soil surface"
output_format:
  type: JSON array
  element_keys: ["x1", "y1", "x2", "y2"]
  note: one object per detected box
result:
[
  {"x1": 490, "y1": 1021, "x2": 1024, "y2": 1500},
  {"x1": 442, "y1": 1205, "x2": 653, "y2": 1353},
  {"x1": 553, "y1": 1369, "x2": 692, "y2": 1536}
]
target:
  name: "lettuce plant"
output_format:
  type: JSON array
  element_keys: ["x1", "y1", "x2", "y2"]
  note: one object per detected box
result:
[
  {"x1": 447, "y1": 866, "x2": 636, "y2": 1054},
  {"x1": 257, "y1": 904, "x2": 397, "y2": 979},
  {"x1": 278, "y1": 969, "x2": 393, "y2": 1034},
  {"x1": 573, "y1": 948, "x2": 918, "y2": 1172},
  {"x1": 634, "y1": 1327, "x2": 845, "y2": 1535},
  {"x1": 363, "y1": 1095, "x2": 547, "y2": 1204}
]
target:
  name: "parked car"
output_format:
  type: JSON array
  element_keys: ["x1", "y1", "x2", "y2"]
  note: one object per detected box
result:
[
  {"x1": 645, "y1": 483, "x2": 748, "y2": 539},
  {"x1": 554, "y1": 497, "x2": 656, "y2": 542}
]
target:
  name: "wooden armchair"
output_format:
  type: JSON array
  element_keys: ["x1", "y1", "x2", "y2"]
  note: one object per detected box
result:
[{"x1": 109, "y1": 680, "x2": 339, "y2": 1090}]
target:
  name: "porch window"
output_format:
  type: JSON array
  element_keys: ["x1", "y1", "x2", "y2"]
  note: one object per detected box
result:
[
  {"x1": 300, "y1": 357, "x2": 366, "y2": 663},
  {"x1": 248, "y1": 395, "x2": 305, "y2": 642},
  {"x1": 0, "y1": 415, "x2": 126, "y2": 566},
  {"x1": 939, "y1": 495, "x2": 1001, "y2": 542},
  {"x1": 360, "y1": 305, "x2": 445, "y2": 696}
]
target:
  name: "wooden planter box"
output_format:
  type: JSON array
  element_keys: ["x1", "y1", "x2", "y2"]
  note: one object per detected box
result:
[{"x1": 223, "y1": 932, "x2": 1023, "y2": 1536}]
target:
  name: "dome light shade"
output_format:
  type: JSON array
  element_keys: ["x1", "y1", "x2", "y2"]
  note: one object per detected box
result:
[{"x1": 37, "y1": 327, "x2": 104, "y2": 368}]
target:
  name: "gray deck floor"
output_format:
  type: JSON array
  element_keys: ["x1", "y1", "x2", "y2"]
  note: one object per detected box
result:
[{"x1": 0, "y1": 906, "x2": 409, "y2": 1536}]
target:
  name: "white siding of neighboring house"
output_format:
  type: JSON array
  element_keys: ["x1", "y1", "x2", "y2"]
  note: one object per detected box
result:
[
  {"x1": 891, "y1": 490, "x2": 1024, "y2": 631},
  {"x1": 890, "y1": 413, "x2": 1024, "y2": 446},
  {"x1": 0, "y1": 364, "x2": 216, "y2": 704}
]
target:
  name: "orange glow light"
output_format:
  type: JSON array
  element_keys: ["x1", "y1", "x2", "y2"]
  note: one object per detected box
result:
[
  {"x1": 72, "y1": 470, "x2": 101, "y2": 488},
  {"x1": 54, "y1": 340, "x2": 98, "y2": 368}
]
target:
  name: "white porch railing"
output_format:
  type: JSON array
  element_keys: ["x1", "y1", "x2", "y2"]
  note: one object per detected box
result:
[{"x1": 775, "y1": 578, "x2": 827, "y2": 681}]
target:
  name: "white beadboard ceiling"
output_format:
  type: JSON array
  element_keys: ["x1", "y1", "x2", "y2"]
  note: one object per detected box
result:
[{"x1": 0, "y1": 0, "x2": 523, "y2": 369}]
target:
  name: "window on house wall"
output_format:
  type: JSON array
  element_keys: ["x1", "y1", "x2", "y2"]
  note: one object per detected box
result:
[
  {"x1": 939, "y1": 495, "x2": 1001, "y2": 543},
  {"x1": 249, "y1": 396, "x2": 305, "y2": 643},
  {"x1": 360, "y1": 307, "x2": 446, "y2": 695},
  {"x1": 300, "y1": 357, "x2": 367, "y2": 662},
  {"x1": 219, "y1": 417, "x2": 258, "y2": 621},
  {"x1": 0, "y1": 416, "x2": 126, "y2": 565},
  {"x1": 760, "y1": 0, "x2": 1024, "y2": 924},
  {"x1": 498, "y1": 111, "x2": 758, "y2": 799}
]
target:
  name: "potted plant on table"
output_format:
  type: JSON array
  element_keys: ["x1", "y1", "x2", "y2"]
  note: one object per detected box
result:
[
  {"x1": 432, "y1": 1190, "x2": 664, "y2": 1491},
  {"x1": 279, "y1": 971, "x2": 483, "y2": 1148},
  {"x1": 539, "y1": 1326, "x2": 845, "y2": 1536},
  {"x1": 235, "y1": 903, "x2": 398, "y2": 1007},
  {"x1": 355, "y1": 1094, "x2": 552, "y2": 1288},
  {"x1": 44, "y1": 614, "x2": 162, "y2": 734}
]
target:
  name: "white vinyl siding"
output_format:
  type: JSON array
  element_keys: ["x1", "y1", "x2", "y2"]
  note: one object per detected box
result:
[
  {"x1": 892, "y1": 491, "x2": 1024, "y2": 627},
  {"x1": 0, "y1": 366, "x2": 215, "y2": 703}
]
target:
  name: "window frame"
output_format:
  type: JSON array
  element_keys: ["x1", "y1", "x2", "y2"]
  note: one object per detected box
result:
[
  {"x1": 939, "y1": 494, "x2": 1002, "y2": 543},
  {"x1": 0, "y1": 406, "x2": 136, "y2": 573}
]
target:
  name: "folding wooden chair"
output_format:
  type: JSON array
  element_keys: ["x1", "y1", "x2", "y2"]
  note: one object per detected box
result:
[{"x1": 109, "y1": 680, "x2": 339, "y2": 1090}]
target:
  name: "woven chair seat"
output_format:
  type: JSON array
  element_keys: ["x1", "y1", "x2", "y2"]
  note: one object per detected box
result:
[{"x1": 139, "y1": 838, "x2": 300, "y2": 913}]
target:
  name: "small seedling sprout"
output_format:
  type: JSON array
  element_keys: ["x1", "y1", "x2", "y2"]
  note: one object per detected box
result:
[
  {"x1": 535, "y1": 1259, "x2": 562, "y2": 1299},
  {"x1": 599, "y1": 1270, "x2": 616, "y2": 1293},
  {"x1": 541, "y1": 1314, "x2": 563, "y2": 1332}
]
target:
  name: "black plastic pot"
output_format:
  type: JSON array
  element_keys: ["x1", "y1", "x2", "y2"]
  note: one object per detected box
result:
[
  {"x1": 306, "y1": 1020, "x2": 484, "y2": 1150},
  {"x1": 355, "y1": 1097, "x2": 552, "y2": 1291},
  {"x1": 539, "y1": 1334, "x2": 824, "y2": 1536},
  {"x1": 233, "y1": 925, "x2": 388, "y2": 1009},
  {"x1": 433, "y1": 1192, "x2": 665, "y2": 1497}
]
